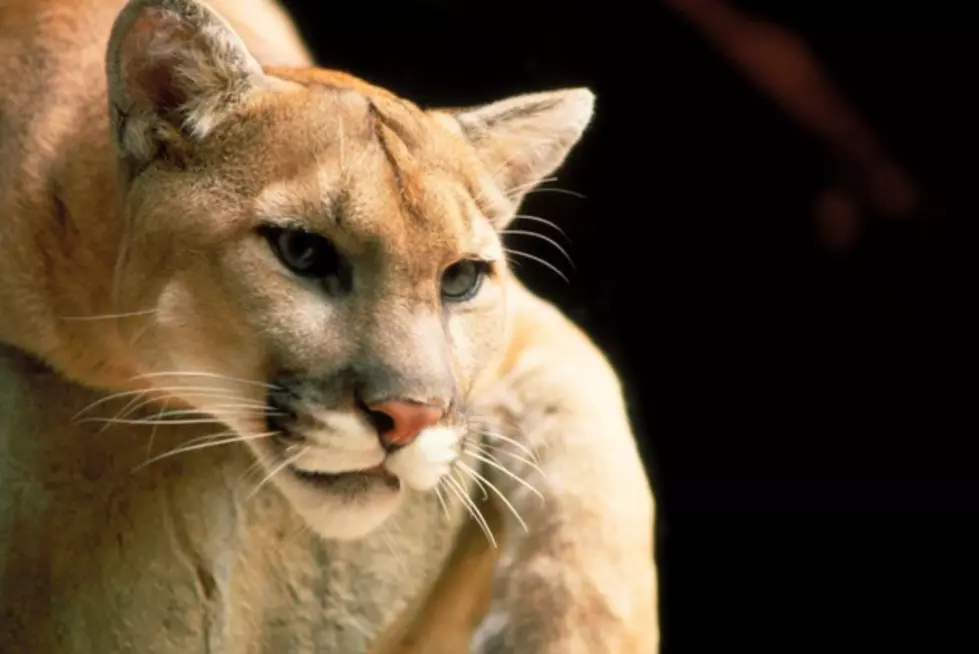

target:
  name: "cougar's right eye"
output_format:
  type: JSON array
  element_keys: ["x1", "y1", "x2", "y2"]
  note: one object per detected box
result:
[{"x1": 262, "y1": 227, "x2": 341, "y2": 279}]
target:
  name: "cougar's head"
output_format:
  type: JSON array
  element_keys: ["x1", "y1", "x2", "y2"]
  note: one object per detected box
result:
[{"x1": 104, "y1": 0, "x2": 593, "y2": 539}]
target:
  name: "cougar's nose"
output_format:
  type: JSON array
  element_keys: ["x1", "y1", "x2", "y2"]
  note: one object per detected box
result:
[{"x1": 365, "y1": 399, "x2": 445, "y2": 449}]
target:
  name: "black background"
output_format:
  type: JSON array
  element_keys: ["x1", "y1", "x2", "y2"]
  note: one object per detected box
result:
[{"x1": 279, "y1": 1, "x2": 978, "y2": 650}]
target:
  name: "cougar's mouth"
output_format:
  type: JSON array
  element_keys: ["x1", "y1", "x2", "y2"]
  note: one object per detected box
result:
[{"x1": 289, "y1": 463, "x2": 401, "y2": 491}]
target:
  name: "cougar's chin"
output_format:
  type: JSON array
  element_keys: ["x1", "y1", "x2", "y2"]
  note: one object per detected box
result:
[
  {"x1": 228, "y1": 411, "x2": 464, "y2": 540},
  {"x1": 245, "y1": 436, "x2": 405, "y2": 541}
]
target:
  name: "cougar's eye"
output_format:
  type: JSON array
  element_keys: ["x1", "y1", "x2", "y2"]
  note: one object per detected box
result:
[
  {"x1": 441, "y1": 260, "x2": 489, "y2": 302},
  {"x1": 264, "y1": 227, "x2": 340, "y2": 279}
]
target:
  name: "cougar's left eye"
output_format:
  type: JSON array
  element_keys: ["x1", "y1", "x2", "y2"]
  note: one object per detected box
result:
[
  {"x1": 441, "y1": 260, "x2": 490, "y2": 302},
  {"x1": 263, "y1": 227, "x2": 340, "y2": 279}
]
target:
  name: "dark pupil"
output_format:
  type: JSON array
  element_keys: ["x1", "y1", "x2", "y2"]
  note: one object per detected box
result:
[
  {"x1": 442, "y1": 260, "x2": 482, "y2": 301},
  {"x1": 281, "y1": 232, "x2": 317, "y2": 270},
  {"x1": 272, "y1": 229, "x2": 339, "y2": 279}
]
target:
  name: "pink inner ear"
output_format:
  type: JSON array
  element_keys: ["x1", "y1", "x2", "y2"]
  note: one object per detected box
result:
[{"x1": 120, "y1": 9, "x2": 194, "y2": 114}]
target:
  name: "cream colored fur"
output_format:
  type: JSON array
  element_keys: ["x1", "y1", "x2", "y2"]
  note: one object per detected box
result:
[{"x1": 0, "y1": 0, "x2": 658, "y2": 651}]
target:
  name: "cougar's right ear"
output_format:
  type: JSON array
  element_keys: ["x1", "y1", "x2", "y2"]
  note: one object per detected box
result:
[{"x1": 106, "y1": 0, "x2": 267, "y2": 175}]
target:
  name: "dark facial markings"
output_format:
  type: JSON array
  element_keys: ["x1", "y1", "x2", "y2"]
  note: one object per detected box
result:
[
  {"x1": 255, "y1": 91, "x2": 499, "y2": 305},
  {"x1": 261, "y1": 225, "x2": 353, "y2": 295},
  {"x1": 261, "y1": 220, "x2": 494, "y2": 305}
]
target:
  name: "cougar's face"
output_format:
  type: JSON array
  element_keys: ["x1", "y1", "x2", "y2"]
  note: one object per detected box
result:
[
  {"x1": 107, "y1": 0, "x2": 592, "y2": 540},
  {"x1": 123, "y1": 88, "x2": 511, "y2": 539}
]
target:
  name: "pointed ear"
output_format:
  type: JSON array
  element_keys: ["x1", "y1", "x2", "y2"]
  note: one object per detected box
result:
[
  {"x1": 106, "y1": 0, "x2": 266, "y2": 174},
  {"x1": 447, "y1": 88, "x2": 595, "y2": 205}
]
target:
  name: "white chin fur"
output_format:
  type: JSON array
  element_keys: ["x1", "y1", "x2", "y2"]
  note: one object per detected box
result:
[
  {"x1": 385, "y1": 426, "x2": 461, "y2": 491},
  {"x1": 289, "y1": 489, "x2": 404, "y2": 541},
  {"x1": 239, "y1": 424, "x2": 461, "y2": 541}
]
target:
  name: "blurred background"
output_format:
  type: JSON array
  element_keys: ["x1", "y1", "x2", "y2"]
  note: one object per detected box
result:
[{"x1": 280, "y1": 0, "x2": 977, "y2": 650}]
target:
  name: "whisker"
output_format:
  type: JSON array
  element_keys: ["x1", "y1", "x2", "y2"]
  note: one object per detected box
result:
[
  {"x1": 73, "y1": 385, "x2": 252, "y2": 420},
  {"x1": 122, "y1": 408, "x2": 264, "y2": 423},
  {"x1": 132, "y1": 431, "x2": 275, "y2": 472},
  {"x1": 143, "y1": 404, "x2": 279, "y2": 418},
  {"x1": 511, "y1": 214, "x2": 570, "y2": 240},
  {"x1": 504, "y1": 176, "x2": 558, "y2": 199},
  {"x1": 467, "y1": 425, "x2": 539, "y2": 461},
  {"x1": 456, "y1": 460, "x2": 529, "y2": 533},
  {"x1": 58, "y1": 308, "x2": 158, "y2": 321},
  {"x1": 163, "y1": 428, "x2": 275, "y2": 453},
  {"x1": 524, "y1": 186, "x2": 586, "y2": 200},
  {"x1": 467, "y1": 441, "x2": 547, "y2": 480},
  {"x1": 458, "y1": 461, "x2": 489, "y2": 501},
  {"x1": 246, "y1": 448, "x2": 306, "y2": 501},
  {"x1": 434, "y1": 483, "x2": 451, "y2": 519},
  {"x1": 465, "y1": 445, "x2": 547, "y2": 483},
  {"x1": 443, "y1": 474, "x2": 497, "y2": 548},
  {"x1": 503, "y1": 248, "x2": 570, "y2": 283},
  {"x1": 76, "y1": 417, "x2": 232, "y2": 427},
  {"x1": 176, "y1": 429, "x2": 238, "y2": 449},
  {"x1": 95, "y1": 389, "x2": 153, "y2": 435},
  {"x1": 74, "y1": 388, "x2": 152, "y2": 422},
  {"x1": 378, "y1": 526, "x2": 410, "y2": 577},
  {"x1": 129, "y1": 371, "x2": 278, "y2": 390},
  {"x1": 116, "y1": 391, "x2": 267, "y2": 418},
  {"x1": 234, "y1": 456, "x2": 270, "y2": 489},
  {"x1": 465, "y1": 450, "x2": 546, "y2": 506},
  {"x1": 501, "y1": 229, "x2": 575, "y2": 270},
  {"x1": 145, "y1": 397, "x2": 170, "y2": 459}
]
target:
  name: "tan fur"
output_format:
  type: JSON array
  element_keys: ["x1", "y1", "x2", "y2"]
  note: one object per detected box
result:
[{"x1": 0, "y1": 0, "x2": 658, "y2": 651}]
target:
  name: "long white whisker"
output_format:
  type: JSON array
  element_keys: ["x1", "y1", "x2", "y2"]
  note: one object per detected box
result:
[
  {"x1": 434, "y1": 483, "x2": 450, "y2": 519},
  {"x1": 465, "y1": 451, "x2": 545, "y2": 505},
  {"x1": 58, "y1": 308, "x2": 158, "y2": 321},
  {"x1": 95, "y1": 388, "x2": 152, "y2": 435},
  {"x1": 511, "y1": 214, "x2": 570, "y2": 240},
  {"x1": 73, "y1": 385, "x2": 254, "y2": 420},
  {"x1": 378, "y1": 526, "x2": 409, "y2": 576},
  {"x1": 443, "y1": 474, "x2": 496, "y2": 548},
  {"x1": 77, "y1": 417, "x2": 232, "y2": 427},
  {"x1": 154, "y1": 428, "x2": 271, "y2": 453},
  {"x1": 116, "y1": 391, "x2": 267, "y2": 422},
  {"x1": 120, "y1": 409, "x2": 237, "y2": 422},
  {"x1": 74, "y1": 388, "x2": 151, "y2": 422},
  {"x1": 234, "y1": 456, "x2": 269, "y2": 488},
  {"x1": 505, "y1": 176, "x2": 558, "y2": 198},
  {"x1": 467, "y1": 443, "x2": 547, "y2": 481},
  {"x1": 501, "y1": 229, "x2": 575, "y2": 270},
  {"x1": 140, "y1": 405, "x2": 279, "y2": 420},
  {"x1": 145, "y1": 397, "x2": 170, "y2": 459},
  {"x1": 247, "y1": 448, "x2": 305, "y2": 501},
  {"x1": 132, "y1": 431, "x2": 275, "y2": 472},
  {"x1": 176, "y1": 429, "x2": 238, "y2": 449},
  {"x1": 456, "y1": 460, "x2": 529, "y2": 533},
  {"x1": 525, "y1": 186, "x2": 586, "y2": 199},
  {"x1": 469, "y1": 426, "x2": 538, "y2": 461},
  {"x1": 459, "y1": 462, "x2": 489, "y2": 501},
  {"x1": 503, "y1": 248, "x2": 570, "y2": 283},
  {"x1": 130, "y1": 371, "x2": 278, "y2": 390}
]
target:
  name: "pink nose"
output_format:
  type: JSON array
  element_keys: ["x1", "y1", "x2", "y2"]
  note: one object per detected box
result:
[{"x1": 367, "y1": 400, "x2": 444, "y2": 448}]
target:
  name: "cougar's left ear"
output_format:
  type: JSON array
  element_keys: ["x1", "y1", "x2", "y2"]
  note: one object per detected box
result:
[
  {"x1": 437, "y1": 88, "x2": 595, "y2": 209},
  {"x1": 106, "y1": 0, "x2": 267, "y2": 175}
]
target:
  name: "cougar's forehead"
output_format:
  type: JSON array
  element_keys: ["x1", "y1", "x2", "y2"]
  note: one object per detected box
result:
[{"x1": 207, "y1": 85, "x2": 502, "y2": 265}]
